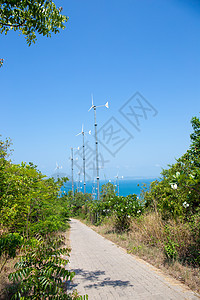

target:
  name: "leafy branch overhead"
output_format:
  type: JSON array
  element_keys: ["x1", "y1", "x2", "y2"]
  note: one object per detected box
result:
[{"x1": 0, "y1": 0, "x2": 69, "y2": 46}]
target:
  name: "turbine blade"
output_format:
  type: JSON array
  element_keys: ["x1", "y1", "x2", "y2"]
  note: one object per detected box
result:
[
  {"x1": 76, "y1": 132, "x2": 82, "y2": 136},
  {"x1": 105, "y1": 101, "x2": 109, "y2": 108},
  {"x1": 91, "y1": 93, "x2": 93, "y2": 106},
  {"x1": 88, "y1": 106, "x2": 93, "y2": 112},
  {"x1": 82, "y1": 124, "x2": 84, "y2": 133},
  {"x1": 96, "y1": 104, "x2": 105, "y2": 108}
]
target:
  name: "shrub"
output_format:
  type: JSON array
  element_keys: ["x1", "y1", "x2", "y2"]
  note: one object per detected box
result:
[{"x1": 8, "y1": 235, "x2": 76, "y2": 299}]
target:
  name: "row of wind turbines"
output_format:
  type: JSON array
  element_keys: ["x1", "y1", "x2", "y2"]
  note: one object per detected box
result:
[
  {"x1": 69, "y1": 95, "x2": 123, "y2": 200},
  {"x1": 71, "y1": 95, "x2": 108, "y2": 200}
]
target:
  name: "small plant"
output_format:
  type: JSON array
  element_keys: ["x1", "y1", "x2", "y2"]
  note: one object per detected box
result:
[
  {"x1": 164, "y1": 237, "x2": 179, "y2": 261},
  {"x1": 8, "y1": 235, "x2": 75, "y2": 299},
  {"x1": 164, "y1": 226, "x2": 179, "y2": 261}
]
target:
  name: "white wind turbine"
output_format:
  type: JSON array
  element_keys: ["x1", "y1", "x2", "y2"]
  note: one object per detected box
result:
[
  {"x1": 55, "y1": 162, "x2": 63, "y2": 180},
  {"x1": 88, "y1": 94, "x2": 109, "y2": 200},
  {"x1": 76, "y1": 124, "x2": 91, "y2": 194}
]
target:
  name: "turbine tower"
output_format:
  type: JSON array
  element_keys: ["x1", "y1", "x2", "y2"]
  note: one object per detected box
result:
[
  {"x1": 76, "y1": 124, "x2": 91, "y2": 194},
  {"x1": 77, "y1": 171, "x2": 82, "y2": 193},
  {"x1": 88, "y1": 94, "x2": 109, "y2": 200},
  {"x1": 115, "y1": 173, "x2": 124, "y2": 196},
  {"x1": 92, "y1": 177, "x2": 96, "y2": 199},
  {"x1": 70, "y1": 147, "x2": 79, "y2": 197}
]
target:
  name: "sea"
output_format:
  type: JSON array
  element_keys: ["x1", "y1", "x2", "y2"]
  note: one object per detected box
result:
[{"x1": 63, "y1": 178, "x2": 158, "y2": 197}]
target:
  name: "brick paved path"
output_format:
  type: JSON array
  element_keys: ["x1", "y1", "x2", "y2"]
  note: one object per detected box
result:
[{"x1": 67, "y1": 219, "x2": 199, "y2": 300}]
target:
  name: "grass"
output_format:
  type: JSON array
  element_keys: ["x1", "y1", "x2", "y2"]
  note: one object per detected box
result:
[{"x1": 81, "y1": 213, "x2": 200, "y2": 294}]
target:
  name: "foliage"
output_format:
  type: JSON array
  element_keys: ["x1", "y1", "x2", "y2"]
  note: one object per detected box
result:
[
  {"x1": 0, "y1": 152, "x2": 69, "y2": 237},
  {"x1": 8, "y1": 235, "x2": 77, "y2": 299},
  {"x1": 111, "y1": 194, "x2": 144, "y2": 231},
  {"x1": 0, "y1": 233, "x2": 23, "y2": 259},
  {"x1": 100, "y1": 182, "x2": 117, "y2": 202},
  {"x1": 144, "y1": 116, "x2": 200, "y2": 220},
  {"x1": 64, "y1": 191, "x2": 93, "y2": 217},
  {"x1": 70, "y1": 183, "x2": 144, "y2": 231},
  {"x1": 0, "y1": 233, "x2": 23, "y2": 273},
  {"x1": 0, "y1": 0, "x2": 68, "y2": 46},
  {"x1": 163, "y1": 226, "x2": 179, "y2": 261}
]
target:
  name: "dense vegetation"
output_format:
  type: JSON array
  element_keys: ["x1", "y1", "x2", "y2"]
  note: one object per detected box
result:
[
  {"x1": 66, "y1": 116, "x2": 200, "y2": 274},
  {"x1": 0, "y1": 0, "x2": 68, "y2": 46},
  {"x1": 0, "y1": 138, "x2": 85, "y2": 299},
  {"x1": 1, "y1": 115, "x2": 199, "y2": 296}
]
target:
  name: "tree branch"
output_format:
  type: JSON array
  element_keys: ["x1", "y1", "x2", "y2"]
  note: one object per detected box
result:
[{"x1": 0, "y1": 21, "x2": 25, "y2": 28}]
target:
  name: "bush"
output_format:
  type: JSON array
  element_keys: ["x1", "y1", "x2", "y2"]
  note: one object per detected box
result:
[
  {"x1": 8, "y1": 235, "x2": 75, "y2": 299},
  {"x1": 144, "y1": 116, "x2": 200, "y2": 221}
]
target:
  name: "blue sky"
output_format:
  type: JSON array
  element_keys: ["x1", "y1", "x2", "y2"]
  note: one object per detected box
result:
[{"x1": 0, "y1": 0, "x2": 200, "y2": 181}]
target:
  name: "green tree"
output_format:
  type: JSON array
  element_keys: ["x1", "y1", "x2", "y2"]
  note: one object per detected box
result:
[
  {"x1": 0, "y1": 137, "x2": 69, "y2": 237},
  {"x1": 144, "y1": 115, "x2": 200, "y2": 219},
  {"x1": 0, "y1": 0, "x2": 68, "y2": 46},
  {"x1": 100, "y1": 182, "x2": 116, "y2": 202}
]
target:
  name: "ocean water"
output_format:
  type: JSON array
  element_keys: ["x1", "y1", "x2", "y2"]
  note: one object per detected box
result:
[{"x1": 63, "y1": 178, "x2": 158, "y2": 197}]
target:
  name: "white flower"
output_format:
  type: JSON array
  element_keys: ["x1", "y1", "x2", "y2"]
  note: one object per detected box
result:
[
  {"x1": 128, "y1": 215, "x2": 131, "y2": 218},
  {"x1": 171, "y1": 183, "x2": 177, "y2": 190},
  {"x1": 137, "y1": 210, "x2": 141, "y2": 214},
  {"x1": 183, "y1": 201, "x2": 189, "y2": 208}
]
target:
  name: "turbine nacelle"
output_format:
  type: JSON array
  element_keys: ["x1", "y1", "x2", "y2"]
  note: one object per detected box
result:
[
  {"x1": 76, "y1": 124, "x2": 92, "y2": 136},
  {"x1": 55, "y1": 162, "x2": 63, "y2": 171},
  {"x1": 88, "y1": 94, "x2": 109, "y2": 111}
]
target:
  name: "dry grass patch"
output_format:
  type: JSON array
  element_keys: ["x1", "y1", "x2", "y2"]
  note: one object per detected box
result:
[
  {"x1": 81, "y1": 214, "x2": 200, "y2": 294},
  {"x1": 0, "y1": 257, "x2": 17, "y2": 300}
]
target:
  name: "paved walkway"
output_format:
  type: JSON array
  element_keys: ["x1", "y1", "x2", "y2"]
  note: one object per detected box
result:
[{"x1": 67, "y1": 219, "x2": 199, "y2": 300}]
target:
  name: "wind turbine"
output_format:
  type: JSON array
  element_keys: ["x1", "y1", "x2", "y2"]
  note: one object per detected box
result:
[
  {"x1": 115, "y1": 173, "x2": 124, "y2": 196},
  {"x1": 88, "y1": 94, "x2": 109, "y2": 200},
  {"x1": 70, "y1": 147, "x2": 79, "y2": 197},
  {"x1": 55, "y1": 162, "x2": 62, "y2": 180},
  {"x1": 76, "y1": 124, "x2": 91, "y2": 194}
]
